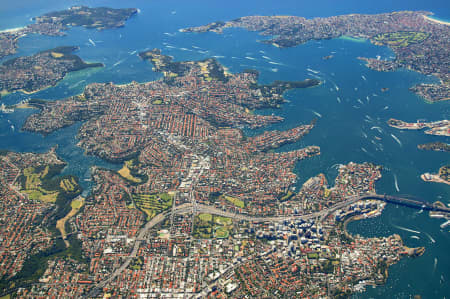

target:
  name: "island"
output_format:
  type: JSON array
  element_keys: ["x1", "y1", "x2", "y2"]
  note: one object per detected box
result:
[
  {"x1": 418, "y1": 142, "x2": 450, "y2": 152},
  {"x1": 182, "y1": 11, "x2": 450, "y2": 103},
  {"x1": 0, "y1": 50, "x2": 429, "y2": 298},
  {"x1": 421, "y1": 165, "x2": 450, "y2": 185},
  {"x1": 0, "y1": 6, "x2": 137, "y2": 59},
  {"x1": 0, "y1": 46, "x2": 103, "y2": 96},
  {"x1": 387, "y1": 118, "x2": 450, "y2": 137}
]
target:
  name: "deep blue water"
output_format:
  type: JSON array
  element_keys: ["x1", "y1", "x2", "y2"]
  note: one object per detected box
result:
[{"x1": 0, "y1": 1, "x2": 449, "y2": 297}]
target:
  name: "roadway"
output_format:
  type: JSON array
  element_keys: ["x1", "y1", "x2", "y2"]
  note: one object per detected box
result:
[
  {"x1": 85, "y1": 192, "x2": 448, "y2": 298},
  {"x1": 85, "y1": 194, "x2": 364, "y2": 297},
  {"x1": 86, "y1": 212, "x2": 167, "y2": 298}
]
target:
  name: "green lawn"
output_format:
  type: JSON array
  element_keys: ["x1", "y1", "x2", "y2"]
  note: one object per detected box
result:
[
  {"x1": 193, "y1": 213, "x2": 232, "y2": 239},
  {"x1": 132, "y1": 193, "x2": 173, "y2": 220},
  {"x1": 224, "y1": 195, "x2": 245, "y2": 208},
  {"x1": 372, "y1": 31, "x2": 430, "y2": 48}
]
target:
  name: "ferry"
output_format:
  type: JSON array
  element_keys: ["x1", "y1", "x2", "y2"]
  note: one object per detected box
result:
[
  {"x1": 268, "y1": 61, "x2": 283, "y2": 65},
  {"x1": 311, "y1": 110, "x2": 322, "y2": 118},
  {"x1": 440, "y1": 220, "x2": 450, "y2": 229}
]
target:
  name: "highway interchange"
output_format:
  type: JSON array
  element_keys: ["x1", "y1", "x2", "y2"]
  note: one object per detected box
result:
[{"x1": 86, "y1": 193, "x2": 396, "y2": 298}]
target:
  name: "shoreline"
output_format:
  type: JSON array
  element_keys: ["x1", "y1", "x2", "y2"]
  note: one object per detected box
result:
[
  {"x1": 15, "y1": 103, "x2": 33, "y2": 109},
  {"x1": 343, "y1": 213, "x2": 425, "y2": 286},
  {"x1": 1, "y1": 89, "x2": 11, "y2": 97},
  {"x1": 0, "y1": 26, "x2": 27, "y2": 33},
  {"x1": 421, "y1": 173, "x2": 450, "y2": 185},
  {"x1": 339, "y1": 35, "x2": 367, "y2": 43},
  {"x1": 423, "y1": 15, "x2": 450, "y2": 26}
]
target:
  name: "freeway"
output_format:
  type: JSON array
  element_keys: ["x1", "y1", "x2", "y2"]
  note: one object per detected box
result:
[
  {"x1": 85, "y1": 192, "x2": 448, "y2": 298},
  {"x1": 85, "y1": 194, "x2": 364, "y2": 297},
  {"x1": 175, "y1": 195, "x2": 363, "y2": 223}
]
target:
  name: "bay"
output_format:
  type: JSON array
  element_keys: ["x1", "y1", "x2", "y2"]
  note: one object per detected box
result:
[{"x1": 0, "y1": 0, "x2": 448, "y2": 297}]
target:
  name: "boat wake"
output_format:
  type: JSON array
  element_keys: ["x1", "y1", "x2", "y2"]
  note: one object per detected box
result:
[
  {"x1": 69, "y1": 80, "x2": 86, "y2": 89},
  {"x1": 306, "y1": 68, "x2": 320, "y2": 74},
  {"x1": 331, "y1": 163, "x2": 343, "y2": 170},
  {"x1": 393, "y1": 174, "x2": 400, "y2": 192},
  {"x1": 391, "y1": 134, "x2": 402, "y2": 147},
  {"x1": 113, "y1": 58, "x2": 127, "y2": 67},
  {"x1": 392, "y1": 224, "x2": 420, "y2": 234},
  {"x1": 424, "y1": 232, "x2": 436, "y2": 243},
  {"x1": 370, "y1": 126, "x2": 383, "y2": 134}
]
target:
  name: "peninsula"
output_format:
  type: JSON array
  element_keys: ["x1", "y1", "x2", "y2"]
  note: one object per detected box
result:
[
  {"x1": 24, "y1": 49, "x2": 320, "y2": 138},
  {"x1": 0, "y1": 6, "x2": 137, "y2": 59},
  {"x1": 0, "y1": 46, "x2": 103, "y2": 96},
  {"x1": 5, "y1": 51, "x2": 427, "y2": 298},
  {"x1": 418, "y1": 142, "x2": 450, "y2": 152},
  {"x1": 421, "y1": 165, "x2": 450, "y2": 185},
  {"x1": 387, "y1": 118, "x2": 450, "y2": 137},
  {"x1": 182, "y1": 11, "x2": 450, "y2": 103}
]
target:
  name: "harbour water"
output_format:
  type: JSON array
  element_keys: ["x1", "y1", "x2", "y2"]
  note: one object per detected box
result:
[{"x1": 0, "y1": 0, "x2": 449, "y2": 297}]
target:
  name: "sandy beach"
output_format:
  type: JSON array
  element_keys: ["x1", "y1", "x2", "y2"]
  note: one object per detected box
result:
[
  {"x1": 423, "y1": 15, "x2": 450, "y2": 26},
  {"x1": 0, "y1": 26, "x2": 26, "y2": 33}
]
